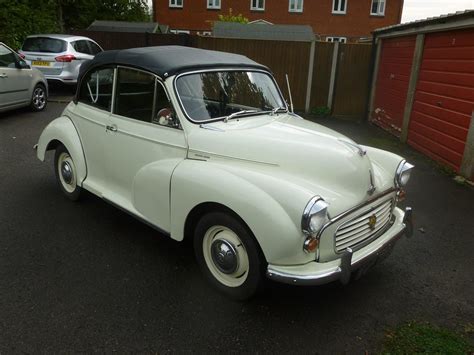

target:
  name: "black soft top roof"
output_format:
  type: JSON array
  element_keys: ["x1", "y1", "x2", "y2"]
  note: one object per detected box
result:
[{"x1": 79, "y1": 45, "x2": 270, "y2": 79}]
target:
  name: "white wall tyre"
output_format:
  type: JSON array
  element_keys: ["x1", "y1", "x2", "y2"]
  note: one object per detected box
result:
[
  {"x1": 54, "y1": 144, "x2": 82, "y2": 201},
  {"x1": 194, "y1": 212, "x2": 266, "y2": 300},
  {"x1": 30, "y1": 84, "x2": 47, "y2": 112}
]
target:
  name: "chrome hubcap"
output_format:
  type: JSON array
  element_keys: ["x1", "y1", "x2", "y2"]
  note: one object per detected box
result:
[
  {"x1": 61, "y1": 161, "x2": 73, "y2": 184},
  {"x1": 211, "y1": 239, "x2": 238, "y2": 274}
]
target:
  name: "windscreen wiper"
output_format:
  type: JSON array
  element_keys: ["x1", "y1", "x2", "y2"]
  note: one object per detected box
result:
[{"x1": 223, "y1": 110, "x2": 258, "y2": 123}]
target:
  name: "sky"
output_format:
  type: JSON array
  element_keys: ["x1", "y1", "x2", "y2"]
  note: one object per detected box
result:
[{"x1": 401, "y1": 0, "x2": 473, "y2": 23}]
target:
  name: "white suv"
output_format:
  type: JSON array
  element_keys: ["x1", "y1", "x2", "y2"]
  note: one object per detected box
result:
[{"x1": 19, "y1": 34, "x2": 103, "y2": 85}]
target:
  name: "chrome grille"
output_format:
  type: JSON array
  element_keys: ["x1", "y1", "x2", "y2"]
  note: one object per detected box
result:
[
  {"x1": 36, "y1": 67, "x2": 62, "y2": 75},
  {"x1": 335, "y1": 198, "x2": 393, "y2": 252}
]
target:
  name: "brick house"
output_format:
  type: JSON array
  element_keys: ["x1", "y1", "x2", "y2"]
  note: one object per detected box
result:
[{"x1": 154, "y1": 0, "x2": 404, "y2": 42}]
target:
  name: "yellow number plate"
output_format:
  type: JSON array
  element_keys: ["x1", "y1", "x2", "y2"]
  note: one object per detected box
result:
[{"x1": 32, "y1": 61, "x2": 50, "y2": 66}]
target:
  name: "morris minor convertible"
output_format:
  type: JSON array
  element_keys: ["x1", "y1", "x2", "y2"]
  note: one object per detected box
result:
[{"x1": 36, "y1": 46, "x2": 414, "y2": 300}]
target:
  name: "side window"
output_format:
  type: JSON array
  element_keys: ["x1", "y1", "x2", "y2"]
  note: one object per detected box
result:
[
  {"x1": 151, "y1": 82, "x2": 178, "y2": 128},
  {"x1": 73, "y1": 40, "x2": 91, "y2": 55},
  {"x1": 88, "y1": 41, "x2": 102, "y2": 55},
  {"x1": 0, "y1": 44, "x2": 17, "y2": 68},
  {"x1": 78, "y1": 67, "x2": 114, "y2": 111},
  {"x1": 114, "y1": 68, "x2": 156, "y2": 122}
]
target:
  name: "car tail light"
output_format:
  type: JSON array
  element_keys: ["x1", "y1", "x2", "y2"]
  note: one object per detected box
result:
[
  {"x1": 18, "y1": 53, "x2": 25, "y2": 59},
  {"x1": 55, "y1": 54, "x2": 76, "y2": 62}
]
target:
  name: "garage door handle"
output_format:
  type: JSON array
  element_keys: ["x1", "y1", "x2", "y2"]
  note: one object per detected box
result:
[
  {"x1": 106, "y1": 125, "x2": 117, "y2": 132},
  {"x1": 0, "y1": 74, "x2": 7, "y2": 78}
]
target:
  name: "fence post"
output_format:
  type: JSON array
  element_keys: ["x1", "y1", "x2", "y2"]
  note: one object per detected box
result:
[
  {"x1": 368, "y1": 38, "x2": 382, "y2": 120},
  {"x1": 400, "y1": 33, "x2": 425, "y2": 143},
  {"x1": 327, "y1": 41, "x2": 339, "y2": 111},
  {"x1": 305, "y1": 40, "x2": 316, "y2": 113}
]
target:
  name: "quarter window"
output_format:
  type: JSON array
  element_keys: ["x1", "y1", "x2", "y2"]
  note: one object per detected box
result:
[
  {"x1": 72, "y1": 40, "x2": 91, "y2": 55},
  {"x1": 251, "y1": 0, "x2": 264, "y2": 11},
  {"x1": 88, "y1": 41, "x2": 102, "y2": 55},
  {"x1": 78, "y1": 67, "x2": 114, "y2": 111},
  {"x1": 289, "y1": 0, "x2": 303, "y2": 12},
  {"x1": 371, "y1": 0, "x2": 385, "y2": 15},
  {"x1": 0, "y1": 44, "x2": 17, "y2": 68},
  {"x1": 169, "y1": 0, "x2": 183, "y2": 8},
  {"x1": 332, "y1": 0, "x2": 346, "y2": 14},
  {"x1": 207, "y1": 0, "x2": 220, "y2": 9}
]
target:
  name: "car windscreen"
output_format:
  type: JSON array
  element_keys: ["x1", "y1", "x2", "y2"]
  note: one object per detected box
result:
[
  {"x1": 22, "y1": 37, "x2": 67, "y2": 53},
  {"x1": 175, "y1": 71, "x2": 286, "y2": 122}
]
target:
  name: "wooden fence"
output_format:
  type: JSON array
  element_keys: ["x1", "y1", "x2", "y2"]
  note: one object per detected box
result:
[{"x1": 72, "y1": 30, "x2": 373, "y2": 119}]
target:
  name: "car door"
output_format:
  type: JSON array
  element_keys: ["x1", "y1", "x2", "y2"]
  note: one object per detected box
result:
[
  {"x1": 104, "y1": 66, "x2": 187, "y2": 231},
  {"x1": 72, "y1": 65, "x2": 115, "y2": 194},
  {"x1": 0, "y1": 43, "x2": 31, "y2": 110}
]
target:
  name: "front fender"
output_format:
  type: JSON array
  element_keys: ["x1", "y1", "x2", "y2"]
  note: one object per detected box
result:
[
  {"x1": 170, "y1": 160, "x2": 315, "y2": 265},
  {"x1": 37, "y1": 116, "x2": 87, "y2": 185}
]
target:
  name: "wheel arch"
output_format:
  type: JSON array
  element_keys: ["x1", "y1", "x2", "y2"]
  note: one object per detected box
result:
[{"x1": 36, "y1": 116, "x2": 87, "y2": 185}]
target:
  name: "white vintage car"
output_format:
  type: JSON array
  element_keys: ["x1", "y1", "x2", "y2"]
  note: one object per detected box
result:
[{"x1": 36, "y1": 46, "x2": 413, "y2": 300}]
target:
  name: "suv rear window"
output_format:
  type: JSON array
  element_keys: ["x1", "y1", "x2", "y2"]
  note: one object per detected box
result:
[{"x1": 22, "y1": 37, "x2": 67, "y2": 53}]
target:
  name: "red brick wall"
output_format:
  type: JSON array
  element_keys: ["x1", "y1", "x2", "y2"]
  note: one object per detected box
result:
[{"x1": 154, "y1": 0, "x2": 403, "y2": 41}]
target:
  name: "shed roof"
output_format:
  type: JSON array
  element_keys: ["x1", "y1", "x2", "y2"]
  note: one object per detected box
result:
[
  {"x1": 79, "y1": 45, "x2": 269, "y2": 79},
  {"x1": 374, "y1": 9, "x2": 474, "y2": 36},
  {"x1": 212, "y1": 22, "x2": 315, "y2": 42},
  {"x1": 87, "y1": 20, "x2": 159, "y2": 33}
]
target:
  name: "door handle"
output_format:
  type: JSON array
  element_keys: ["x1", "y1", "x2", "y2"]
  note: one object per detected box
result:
[
  {"x1": 106, "y1": 125, "x2": 117, "y2": 132},
  {"x1": 0, "y1": 74, "x2": 7, "y2": 78}
]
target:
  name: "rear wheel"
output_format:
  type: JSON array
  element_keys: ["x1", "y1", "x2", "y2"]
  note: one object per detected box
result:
[
  {"x1": 30, "y1": 84, "x2": 47, "y2": 111},
  {"x1": 194, "y1": 212, "x2": 265, "y2": 300},
  {"x1": 54, "y1": 144, "x2": 82, "y2": 201}
]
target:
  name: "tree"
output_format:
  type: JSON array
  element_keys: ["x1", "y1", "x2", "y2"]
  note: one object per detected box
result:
[
  {"x1": 0, "y1": 0, "x2": 150, "y2": 49},
  {"x1": 217, "y1": 8, "x2": 249, "y2": 24}
]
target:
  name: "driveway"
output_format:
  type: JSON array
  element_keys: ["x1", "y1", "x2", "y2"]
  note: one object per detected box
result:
[{"x1": 0, "y1": 102, "x2": 473, "y2": 353}]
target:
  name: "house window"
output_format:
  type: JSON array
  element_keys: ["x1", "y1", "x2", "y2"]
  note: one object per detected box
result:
[
  {"x1": 332, "y1": 0, "x2": 346, "y2": 14},
  {"x1": 289, "y1": 0, "x2": 303, "y2": 12},
  {"x1": 169, "y1": 0, "x2": 183, "y2": 8},
  {"x1": 207, "y1": 0, "x2": 220, "y2": 9},
  {"x1": 371, "y1": 0, "x2": 385, "y2": 15},
  {"x1": 326, "y1": 36, "x2": 347, "y2": 43},
  {"x1": 251, "y1": 0, "x2": 265, "y2": 11}
]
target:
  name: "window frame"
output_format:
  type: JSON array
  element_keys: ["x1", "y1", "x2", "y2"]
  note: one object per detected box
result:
[
  {"x1": 169, "y1": 0, "x2": 183, "y2": 8},
  {"x1": 207, "y1": 0, "x2": 221, "y2": 10},
  {"x1": 173, "y1": 67, "x2": 288, "y2": 124},
  {"x1": 0, "y1": 43, "x2": 18, "y2": 68},
  {"x1": 332, "y1": 0, "x2": 347, "y2": 14},
  {"x1": 370, "y1": 0, "x2": 385, "y2": 16},
  {"x1": 326, "y1": 36, "x2": 347, "y2": 43},
  {"x1": 288, "y1": 0, "x2": 304, "y2": 13},
  {"x1": 111, "y1": 66, "x2": 181, "y2": 130},
  {"x1": 250, "y1": 0, "x2": 265, "y2": 11},
  {"x1": 77, "y1": 65, "x2": 116, "y2": 111}
]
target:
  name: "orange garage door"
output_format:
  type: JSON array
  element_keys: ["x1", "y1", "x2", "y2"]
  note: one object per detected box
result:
[
  {"x1": 372, "y1": 36, "x2": 416, "y2": 136},
  {"x1": 407, "y1": 29, "x2": 474, "y2": 172}
]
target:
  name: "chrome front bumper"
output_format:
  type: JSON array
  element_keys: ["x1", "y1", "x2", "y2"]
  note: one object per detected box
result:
[{"x1": 266, "y1": 206, "x2": 413, "y2": 286}]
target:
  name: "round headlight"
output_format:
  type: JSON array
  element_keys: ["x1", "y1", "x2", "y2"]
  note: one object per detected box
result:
[
  {"x1": 302, "y1": 198, "x2": 329, "y2": 236},
  {"x1": 396, "y1": 161, "x2": 414, "y2": 187}
]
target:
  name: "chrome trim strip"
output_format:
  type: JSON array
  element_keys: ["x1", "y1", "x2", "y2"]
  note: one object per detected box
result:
[
  {"x1": 173, "y1": 68, "x2": 288, "y2": 124},
  {"x1": 187, "y1": 149, "x2": 279, "y2": 166}
]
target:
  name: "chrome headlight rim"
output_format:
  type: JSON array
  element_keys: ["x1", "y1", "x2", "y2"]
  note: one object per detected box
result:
[
  {"x1": 301, "y1": 196, "x2": 329, "y2": 236},
  {"x1": 395, "y1": 160, "x2": 414, "y2": 188}
]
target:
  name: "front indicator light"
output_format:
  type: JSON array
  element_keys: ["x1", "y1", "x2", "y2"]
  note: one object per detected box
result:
[{"x1": 304, "y1": 236, "x2": 319, "y2": 253}]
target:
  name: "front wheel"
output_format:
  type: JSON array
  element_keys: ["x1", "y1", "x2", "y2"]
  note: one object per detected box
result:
[
  {"x1": 54, "y1": 144, "x2": 82, "y2": 201},
  {"x1": 194, "y1": 212, "x2": 266, "y2": 300}
]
